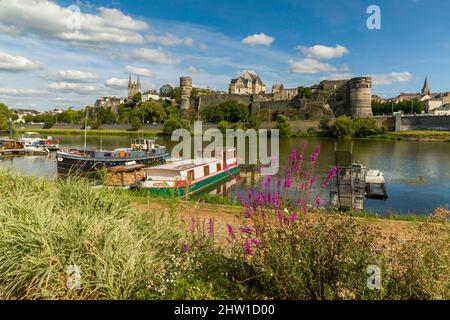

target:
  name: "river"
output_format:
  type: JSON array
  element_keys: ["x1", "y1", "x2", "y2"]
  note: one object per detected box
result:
[{"x1": 1, "y1": 133, "x2": 449, "y2": 216}]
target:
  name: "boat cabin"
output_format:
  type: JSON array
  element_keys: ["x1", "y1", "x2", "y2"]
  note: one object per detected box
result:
[{"x1": 143, "y1": 147, "x2": 238, "y2": 189}]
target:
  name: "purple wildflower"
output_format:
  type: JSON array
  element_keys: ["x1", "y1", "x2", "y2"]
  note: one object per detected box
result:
[
  {"x1": 182, "y1": 244, "x2": 190, "y2": 252},
  {"x1": 208, "y1": 218, "x2": 214, "y2": 238},
  {"x1": 285, "y1": 174, "x2": 292, "y2": 189},
  {"x1": 244, "y1": 239, "x2": 253, "y2": 255},
  {"x1": 315, "y1": 196, "x2": 321, "y2": 206},
  {"x1": 252, "y1": 239, "x2": 260, "y2": 247},
  {"x1": 239, "y1": 226, "x2": 252, "y2": 234},
  {"x1": 190, "y1": 217, "x2": 196, "y2": 233},
  {"x1": 290, "y1": 211, "x2": 298, "y2": 222},
  {"x1": 227, "y1": 224, "x2": 236, "y2": 239},
  {"x1": 271, "y1": 193, "x2": 279, "y2": 207}
]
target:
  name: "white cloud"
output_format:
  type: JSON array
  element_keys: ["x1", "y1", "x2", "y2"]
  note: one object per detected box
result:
[
  {"x1": 124, "y1": 66, "x2": 154, "y2": 77},
  {"x1": 0, "y1": 87, "x2": 43, "y2": 96},
  {"x1": 48, "y1": 82, "x2": 97, "y2": 94},
  {"x1": 199, "y1": 43, "x2": 208, "y2": 50},
  {"x1": 0, "y1": 1, "x2": 149, "y2": 46},
  {"x1": 297, "y1": 44, "x2": 350, "y2": 59},
  {"x1": 0, "y1": 51, "x2": 43, "y2": 72},
  {"x1": 242, "y1": 33, "x2": 274, "y2": 47},
  {"x1": 147, "y1": 33, "x2": 193, "y2": 47},
  {"x1": 187, "y1": 66, "x2": 204, "y2": 73},
  {"x1": 288, "y1": 58, "x2": 337, "y2": 74},
  {"x1": 323, "y1": 73, "x2": 353, "y2": 80},
  {"x1": 47, "y1": 70, "x2": 98, "y2": 82},
  {"x1": 372, "y1": 72, "x2": 412, "y2": 85},
  {"x1": 104, "y1": 77, "x2": 128, "y2": 90},
  {"x1": 133, "y1": 48, "x2": 180, "y2": 65}
]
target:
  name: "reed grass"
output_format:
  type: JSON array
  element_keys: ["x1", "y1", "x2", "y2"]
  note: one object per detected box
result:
[{"x1": 0, "y1": 171, "x2": 181, "y2": 299}]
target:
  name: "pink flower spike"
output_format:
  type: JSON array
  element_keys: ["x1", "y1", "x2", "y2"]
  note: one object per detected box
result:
[
  {"x1": 252, "y1": 239, "x2": 260, "y2": 247},
  {"x1": 227, "y1": 224, "x2": 236, "y2": 239},
  {"x1": 182, "y1": 244, "x2": 190, "y2": 252},
  {"x1": 290, "y1": 211, "x2": 298, "y2": 222},
  {"x1": 244, "y1": 239, "x2": 253, "y2": 255},
  {"x1": 315, "y1": 196, "x2": 321, "y2": 206}
]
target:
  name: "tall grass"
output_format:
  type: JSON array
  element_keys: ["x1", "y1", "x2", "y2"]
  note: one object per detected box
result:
[{"x1": 0, "y1": 171, "x2": 181, "y2": 299}]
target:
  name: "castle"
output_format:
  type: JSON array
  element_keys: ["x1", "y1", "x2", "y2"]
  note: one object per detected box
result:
[
  {"x1": 182, "y1": 74, "x2": 373, "y2": 119},
  {"x1": 229, "y1": 71, "x2": 265, "y2": 95},
  {"x1": 128, "y1": 75, "x2": 141, "y2": 99}
]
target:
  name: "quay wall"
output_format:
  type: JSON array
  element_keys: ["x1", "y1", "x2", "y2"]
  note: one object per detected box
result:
[{"x1": 375, "y1": 115, "x2": 450, "y2": 131}]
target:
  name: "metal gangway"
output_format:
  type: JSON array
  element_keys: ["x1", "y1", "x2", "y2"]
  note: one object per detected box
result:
[{"x1": 329, "y1": 143, "x2": 367, "y2": 210}]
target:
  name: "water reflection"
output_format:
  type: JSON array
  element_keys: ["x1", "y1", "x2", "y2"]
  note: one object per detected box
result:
[{"x1": 1, "y1": 133, "x2": 449, "y2": 215}]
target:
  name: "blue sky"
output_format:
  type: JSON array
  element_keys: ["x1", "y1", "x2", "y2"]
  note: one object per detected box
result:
[{"x1": 0, "y1": 0, "x2": 450, "y2": 111}]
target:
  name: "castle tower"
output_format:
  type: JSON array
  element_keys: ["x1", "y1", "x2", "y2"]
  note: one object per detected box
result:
[
  {"x1": 421, "y1": 76, "x2": 430, "y2": 96},
  {"x1": 180, "y1": 76, "x2": 192, "y2": 112},
  {"x1": 349, "y1": 77, "x2": 373, "y2": 118}
]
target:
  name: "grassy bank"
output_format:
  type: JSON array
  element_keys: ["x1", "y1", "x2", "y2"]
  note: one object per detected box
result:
[
  {"x1": 381, "y1": 130, "x2": 450, "y2": 142},
  {"x1": 0, "y1": 170, "x2": 449, "y2": 300},
  {"x1": 15, "y1": 127, "x2": 163, "y2": 136}
]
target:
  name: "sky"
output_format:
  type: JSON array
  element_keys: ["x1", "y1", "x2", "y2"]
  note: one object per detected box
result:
[{"x1": 1, "y1": 0, "x2": 450, "y2": 111}]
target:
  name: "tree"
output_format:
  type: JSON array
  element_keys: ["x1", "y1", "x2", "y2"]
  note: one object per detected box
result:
[
  {"x1": 275, "y1": 114, "x2": 291, "y2": 138},
  {"x1": 329, "y1": 115, "x2": 355, "y2": 138},
  {"x1": 298, "y1": 86, "x2": 312, "y2": 99},
  {"x1": 163, "y1": 117, "x2": 192, "y2": 135},
  {"x1": 217, "y1": 120, "x2": 229, "y2": 133},
  {"x1": 160, "y1": 84, "x2": 174, "y2": 97},
  {"x1": 97, "y1": 108, "x2": 117, "y2": 125},
  {"x1": 200, "y1": 100, "x2": 249, "y2": 123},
  {"x1": 134, "y1": 101, "x2": 166, "y2": 124},
  {"x1": 132, "y1": 92, "x2": 142, "y2": 103},
  {"x1": 248, "y1": 115, "x2": 262, "y2": 130},
  {"x1": 130, "y1": 116, "x2": 141, "y2": 131}
]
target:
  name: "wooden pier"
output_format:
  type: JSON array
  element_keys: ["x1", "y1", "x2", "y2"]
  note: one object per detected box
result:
[{"x1": 0, "y1": 148, "x2": 48, "y2": 157}]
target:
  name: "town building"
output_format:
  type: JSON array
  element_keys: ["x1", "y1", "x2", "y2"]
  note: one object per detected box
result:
[
  {"x1": 141, "y1": 90, "x2": 160, "y2": 102},
  {"x1": 229, "y1": 71, "x2": 265, "y2": 95},
  {"x1": 95, "y1": 96, "x2": 124, "y2": 113},
  {"x1": 11, "y1": 109, "x2": 40, "y2": 123}
]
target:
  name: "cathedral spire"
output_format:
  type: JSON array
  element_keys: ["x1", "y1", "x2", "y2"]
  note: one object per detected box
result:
[{"x1": 421, "y1": 76, "x2": 430, "y2": 96}]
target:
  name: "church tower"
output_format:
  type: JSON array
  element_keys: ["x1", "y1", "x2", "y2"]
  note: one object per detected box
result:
[{"x1": 421, "y1": 76, "x2": 430, "y2": 96}]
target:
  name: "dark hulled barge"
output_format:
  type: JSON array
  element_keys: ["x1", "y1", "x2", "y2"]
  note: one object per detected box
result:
[{"x1": 56, "y1": 139, "x2": 168, "y2": 175}]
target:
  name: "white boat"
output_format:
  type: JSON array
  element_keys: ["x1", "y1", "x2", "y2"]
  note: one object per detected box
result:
[{"x1": 141, "y1": 147, "x2": 239, "y2": 197}]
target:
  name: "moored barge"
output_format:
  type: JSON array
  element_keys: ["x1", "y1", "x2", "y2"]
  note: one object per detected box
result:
[{"x1": 56, "y1": 139, "x2": 168, "y2": 175}]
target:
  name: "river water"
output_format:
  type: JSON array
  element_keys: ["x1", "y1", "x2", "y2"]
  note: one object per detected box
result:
[{"x1": 1, "y1": 133, "x2": 449, "y2": 216}]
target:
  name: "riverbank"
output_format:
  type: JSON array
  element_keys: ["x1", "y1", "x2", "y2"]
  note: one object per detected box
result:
[
  {"x1": 15, "y1": 127, "x2": 450, "y2": 142},
  {"x1": 15, "y1": 127, "x2": 163, "y2": 136},
  {"x1": 381, "y1": 130, "x2": 450, "y2": 142}
]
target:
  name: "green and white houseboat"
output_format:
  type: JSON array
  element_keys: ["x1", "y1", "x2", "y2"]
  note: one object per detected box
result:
[{"x1": 141, "y1": 147, "x2": 239, "y2": 197}]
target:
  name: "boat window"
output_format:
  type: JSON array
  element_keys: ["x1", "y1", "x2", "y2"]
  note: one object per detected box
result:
[
  {"x1": 187, "y1": 170, "x2": 195, "y2": 182},
  {"x1": 204, "y1": 165, "x2": 210, "y2": 177},
  {"x1": 104, "y1": 153, "x2": 111, "y2": 157},
  {"x1": 216, "y1": 163, "x2": 221, "y2": 172}
]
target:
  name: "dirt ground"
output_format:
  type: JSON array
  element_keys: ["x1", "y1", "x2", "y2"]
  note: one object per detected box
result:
[{"x1": 132, "y1": 198, "x2": 422, "y2": 245}]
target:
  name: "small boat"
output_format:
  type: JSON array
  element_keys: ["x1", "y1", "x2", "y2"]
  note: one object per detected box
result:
[
  {"x1": 140, "y1": 147, "x2": 239, "y2": 197},
  {"x1": 20, "y1": 132, "x2": 58, "y2": 152},
  {"x1": 56, "y1": 139, "x2": 168, "y2": 175}
]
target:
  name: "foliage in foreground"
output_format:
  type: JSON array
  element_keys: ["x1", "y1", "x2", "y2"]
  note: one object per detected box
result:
[
  {"x1": 0, "y1": 172, "x2": 182, "y2": 299},
  {"x1": 0, "y1": 155, "x2": 449, "y2": 299}
]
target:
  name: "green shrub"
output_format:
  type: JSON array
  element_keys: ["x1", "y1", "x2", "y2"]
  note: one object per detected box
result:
[
  {"x1": 248, "y1": 116, "x2": 261, "y2": 130},
  {"x1": 217, "y1": 120, "x2": 229, "y2": 133},
  {"x1": 130, "y1": 116, "x2": 141, "y2": 131},
  {"x1": 163, "y1": 117, "x2": 192, "y2": 135},
  {"x1": 200, "y1": 100, "x2": 249, "y2": 123},
  {"x1": 275, "y1": 114, "x2": 291, "y2": 137}
]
